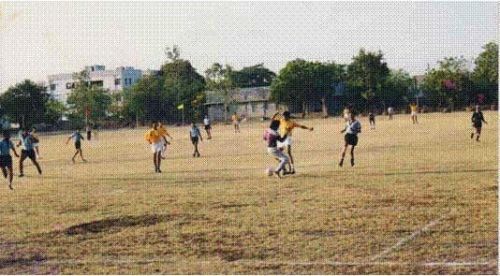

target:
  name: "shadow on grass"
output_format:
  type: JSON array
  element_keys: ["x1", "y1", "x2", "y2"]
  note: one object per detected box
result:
[{"x1": 64, "y1": 214, "x2": 174, "y2": 236}]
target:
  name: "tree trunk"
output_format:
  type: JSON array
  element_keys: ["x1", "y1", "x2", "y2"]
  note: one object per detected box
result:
[{"x1": 302, "y1": 102, "x2": 307, "y2": 118}]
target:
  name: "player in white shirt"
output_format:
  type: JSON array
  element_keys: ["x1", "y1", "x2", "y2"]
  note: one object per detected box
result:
[{"x1": 339, "y1": 112, "x2": 361, "y2": 167}]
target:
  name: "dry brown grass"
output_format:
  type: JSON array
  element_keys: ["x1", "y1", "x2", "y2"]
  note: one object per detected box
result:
[{"x1": 0, "y1": 111, "x2": 496, "y2": 274}]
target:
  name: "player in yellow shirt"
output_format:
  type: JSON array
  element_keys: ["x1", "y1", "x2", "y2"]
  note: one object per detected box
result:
[
  {"x1": 145, "y1": 123, "x2": 164, "y2": 173},
  {"x1": 231, "y1": 112, "x2": 241, "y2": 133},
  {"x1": 157, "y1": 122, "x2": 172, "y2": 160},
  {"x1": 410, "y1": 102, "x2": 418, "y2": 124},
  {"x1": 272, "y1": 111, "x2": 313, "y2": 174}
]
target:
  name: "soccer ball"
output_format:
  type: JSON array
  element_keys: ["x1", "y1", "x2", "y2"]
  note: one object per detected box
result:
[{"x1": 265, "y1": 167, "x2": 274, "y2": 176}]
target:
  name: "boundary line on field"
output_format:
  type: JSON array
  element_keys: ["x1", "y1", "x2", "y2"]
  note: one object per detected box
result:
[
  {"x1": 370, "y1": 215, "x2": 447, "y2": 261},
  {"x1": 37, "y1": 259, "x2": 495, "y2": 267}
]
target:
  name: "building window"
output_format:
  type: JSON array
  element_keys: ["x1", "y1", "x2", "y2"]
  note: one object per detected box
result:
[
  {"x1": 115, "y1": 78, "x2": 121, "y2": 85},
  {"x1": 65, "y1": 82, "x2": 75, "y2": 89},
  {"x1": 90, "y1": 80, "x2": 103, "y2": 87},
  {"x1": 50, "y1": 84, "x2": 56, "y2": 91}
]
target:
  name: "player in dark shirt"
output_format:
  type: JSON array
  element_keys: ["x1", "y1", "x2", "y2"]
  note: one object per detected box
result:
[{"x1": 471, "y1": 105, "x2": 487, "y2": 142}]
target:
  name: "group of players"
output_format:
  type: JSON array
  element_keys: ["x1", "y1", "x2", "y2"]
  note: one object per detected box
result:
[{"x1": 0, "y1": 104, "x2": 489, "y2": 187}]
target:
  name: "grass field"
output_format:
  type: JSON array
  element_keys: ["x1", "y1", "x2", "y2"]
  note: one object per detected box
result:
[{"x1": 0, "y1": 111, "x2": 497, "y2": 274}]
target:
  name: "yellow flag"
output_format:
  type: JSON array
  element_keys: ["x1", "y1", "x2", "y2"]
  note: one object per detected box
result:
[{"x1": 177, "y1": 104, "x2": 184, "y2": 110}]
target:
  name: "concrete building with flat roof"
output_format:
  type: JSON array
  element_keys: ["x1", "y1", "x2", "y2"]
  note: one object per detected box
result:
[{"x1": 47, "y1": 65, "x2": 142, "y2": 103}]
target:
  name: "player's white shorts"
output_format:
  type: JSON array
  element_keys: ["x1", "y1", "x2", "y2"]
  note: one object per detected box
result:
[
  {"x1": 151, "y1": 142, "x2": 163, "y2": 153},
  {"x1": 277, "y1": 136, "x2": 292, "y2": 147},
  {"x1": 411, "y1": 111, "x2": 417, "y2": 116}
]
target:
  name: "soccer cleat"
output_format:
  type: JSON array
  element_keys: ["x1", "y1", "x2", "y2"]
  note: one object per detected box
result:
[
  {"x1": 471, "y1": 133, "x2": 474, "y2": 139},
  {"x1": 274, "y1": 170, "x2": 282, "y2": 179},
  {"x1": 19, "y1": 174, "x2": 24, "y2": 177},
  {"x1": 339, "y1": 159, "x2": 344, "y2": 167},
  {"x1": 351, "y1": 159, "x2": 355, "y2": 167},
  {"x1": 8, "y1": 184, "x2": 13, "y2": 190}
]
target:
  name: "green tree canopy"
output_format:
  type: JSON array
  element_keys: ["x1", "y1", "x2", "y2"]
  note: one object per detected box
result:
[
  {"x1": 347, "y1": 49, "x2": 390, "y2": 110},
  {"x1": 230, "y1": 64, "x2": 276, "y2": 88},
  {"x1": 471, "y1": 42, "x2": 498, "y2": 103},
  {"x1": 421, "y1": 56, "x2": 470, "y2": 108},
  {"x1": 66, "y1": 70, "x2": 113, "y2": 123},
  {"x1": 0, "y1": 80, "x2": 49, "y2": 128}
]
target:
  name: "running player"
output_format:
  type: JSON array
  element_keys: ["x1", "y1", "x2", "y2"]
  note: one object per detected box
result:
[
  {"x1": 17, "y1": 130, "x2": 42, "y2": 177},
  {"x1": 0, "y1": 131, "x2": 19, "y2": 189},
  {"x1": 189, "y1": 122, "x2": 203, "y2": 157},
  {"x1": 339, "y1": 111, "x2": 361, "y2": 167},
  {"x1": 30, "y1": 127, "x2": 41, "y2": 158},
  {"x1": 272, "y1": 111, "x2": 314, "y2": 174},
  {"x1": 157, "y1": 122, "x2": 172, "y2": 159},
  {"x1": 263, "y1": 120, "x2": 289, "y2": 178},
  {"x1": 66, "y1": 129, "x2": 87, "y2": 163},
  {"x1": 410, "y1": 102, "x2": 418, "y2": 124},
  {"x1": 203, "y1": 115, "x2": 212, "y2": 139},
  {"x1": 471, "y1": 105, "x2": 487, "y2": 142},
  {"x1": 145, "y1": 123, "x2": 163, "y2": 173},
  {"x1": 231, "y1": 112, "x2": 241, "y2": 133}
]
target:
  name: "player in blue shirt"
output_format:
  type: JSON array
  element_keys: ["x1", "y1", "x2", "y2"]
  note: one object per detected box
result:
[
  {"x1": 16, "y1": 130, "x2": 42, "y2": 177},
  {"x1": 0, "y1": 131, "x2": 19, "y2": 189},
  {"x1": 66, "y1": 129, "x2": 87, "y2": 163},
  {"x1": 189, "y1": 123, "x2": 203, "y2": 157}
]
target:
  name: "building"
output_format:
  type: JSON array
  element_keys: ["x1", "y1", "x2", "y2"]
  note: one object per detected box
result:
[
  {"x1": 205, "y1": 87, "x2": 277, "y2": 121},
  {"x1": 47, "y1": 65, "x2": 142, "y2": 103}
]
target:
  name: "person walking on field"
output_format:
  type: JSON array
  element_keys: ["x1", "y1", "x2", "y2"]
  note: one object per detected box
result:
[
  {"x1": 66, "y1": 129, "x2": 87, "y2": 163},
  {"x1": 17, "y1": 130, "x2": 42, "y2": 177},
  {"x1": 263, "y1": 120, "x2": 289, "y2": 178},
  {"x1": 157, "y1": 122, "x2": 172, "y2": 160},
  {"x1": 272, "y1": 111, "x2": 314, "y2": 174},
  {"x1": 410, "y1": 102, "x2": 418, "y2": 124},
  {"x1": 203, "y1": 115, "x2": 212, "y2": 139},
  {"x1": 189, "y1": 122, "x2": 203, "y2": 157},
  {"x1": 387, "y1": 106, "x2": 394, "y2": 120},
  {"x1": 369, "y1": 111, "x2": 376, "y2": 129},
  {"x1": 145, "y1": 123, "x2": 164, "y2": 173},
  {"x1": 86, "y1": 125, "x2": 92, "y2": 141},
  {"x1": 471, "y1": 105, "x2": 487, "y2": 142},
  {"x1": 0, "y1": 131, "x2": 19, "y2": 189},
  {"x1": 231, "y1": 112, "x2": 241, "y2": 133},
  {"x1": 339, "y1": 112, "x2": 362, "y2": 167}
]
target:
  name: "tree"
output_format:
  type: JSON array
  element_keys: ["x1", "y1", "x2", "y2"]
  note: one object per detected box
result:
[
  {"x1": 347, "y1": 49, "x2": 390, "y2": 111},
  {"x1": 230, "y1": 64, "x2": 276, "y2": 88},
  {"x1": 205, "y1": 63, "x2": 235, "y2": 121},
  {"x1": 162, "y1": 56, "x2": 205, "y2": 122},
  {"x1": 311, "y1": 62, "x2": 345, "y2": 117},
  {"x1": 270, "y1": 59, "x2": 315, "y2": 116},
  {"x1": 123, "y1": 75, "x2": 165, "y2": 123},
  {"x1": 472, "y1": 42, "x2": 498, "y2": 104},
  {"x1": 421, "y1": 56, "x2": 470, "y2": 109},
  {"x1": 66, "y1": 70, "x2": 112, "y2": 124},
  {"x1": 0, "y1": 80, "x2": 49, "y2": 128},
  {"x1": 44, "y1": 98, "x2": 67, "y2": 125},
  {"x1": 382, "y1": 69, "x2": 413, "y2": 108}
]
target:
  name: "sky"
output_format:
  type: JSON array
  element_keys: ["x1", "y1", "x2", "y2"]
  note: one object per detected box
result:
[{"x1": 0, "y1": 1, "x2": 498, "y2": 92}]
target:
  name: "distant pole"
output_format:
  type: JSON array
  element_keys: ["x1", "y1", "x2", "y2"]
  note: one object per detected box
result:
[{"x1": 182, "y1": 108, "x2": 185, "y2": 126}]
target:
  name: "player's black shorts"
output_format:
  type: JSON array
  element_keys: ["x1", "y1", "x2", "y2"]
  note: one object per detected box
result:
[
  {"x1": 473, "y1": 122, "x2": 482, "y2": 129},
  {"x1": 204, "y1": 125, "x2": 211, "y2": 130},
  {"x1": 75, "y1": 141, "x2": 81, "y2": 150},
  {"x1": 345, "y1": 133, "x2": 358, "y2": 146},
  {"x1": 21, "y1": 149, "x2": 36, "y2": 160},
  {"x1": 190, "y1": 136, "x2": 199, "y2": 144},
  {"x1": 0, "y1": 155, "x2": 12, "y2": 168}
]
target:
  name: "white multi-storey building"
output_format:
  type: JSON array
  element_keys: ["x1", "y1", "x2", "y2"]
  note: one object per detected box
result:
[{"x1": 47, "y1": 65, "x2": 143, "y2": 103}]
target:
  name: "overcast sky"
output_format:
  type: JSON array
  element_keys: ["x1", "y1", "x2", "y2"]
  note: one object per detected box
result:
[{"x1": 0, "y1": 1, "x2": 497, "y2": 92}]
